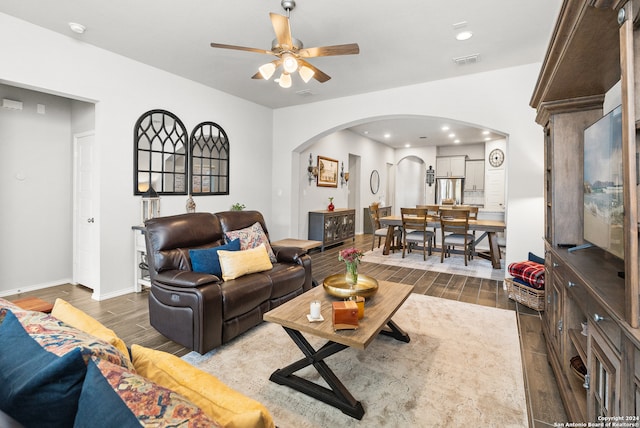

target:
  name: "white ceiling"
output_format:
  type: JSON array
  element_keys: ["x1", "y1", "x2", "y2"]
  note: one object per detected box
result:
[{"x1": 0, "y1": 0, "x2": 562, "y2": 148}]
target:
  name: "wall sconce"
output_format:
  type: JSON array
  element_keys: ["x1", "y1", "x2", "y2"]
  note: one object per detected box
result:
[
  {"x1": 141, "y1": 186, "x2": 161, "y2": 223},
  {"x1": 340, "y1": 162, "x2": 350, "y2": 187},
  {"x1": 426, "y1": 165, "x2": 435, "y2": 187},
  {"x1": 307, "y1": 153, "x2": 319, "y2": 185}
]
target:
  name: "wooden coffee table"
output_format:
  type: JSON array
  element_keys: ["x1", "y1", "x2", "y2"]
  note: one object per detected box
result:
[{"x1": 263, "y1": 280, "x2": 414, "y2": 419}]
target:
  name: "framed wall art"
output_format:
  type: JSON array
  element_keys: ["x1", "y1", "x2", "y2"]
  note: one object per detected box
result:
[{"x1": 317, "y1": 155, "x2": 338, "y2": 187}]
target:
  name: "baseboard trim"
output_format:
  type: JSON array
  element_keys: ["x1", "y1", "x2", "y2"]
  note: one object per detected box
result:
[{"x1": 0, "y1": 278, "x2": 73, "y2": 298}]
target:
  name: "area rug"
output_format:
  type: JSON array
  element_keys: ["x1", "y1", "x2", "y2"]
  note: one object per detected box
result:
[
  {"x1": 362, "y1": 246, "x2": 505, "y2": 281},
  {"x1": 182, "y1": 294, "x2": 527, "y2": 427}
]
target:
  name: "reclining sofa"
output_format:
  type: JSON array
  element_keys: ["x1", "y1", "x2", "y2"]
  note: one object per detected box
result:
[{"x1": 144, "y1": 210, "x2": 312, "y2": 354}]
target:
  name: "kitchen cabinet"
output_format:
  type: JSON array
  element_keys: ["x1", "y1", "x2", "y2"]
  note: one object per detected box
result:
[
  {"x1": 464, "y1": 160, "x2": 484, "y2": 191},
  {"x1": 435, "y1": 156, "x2": 465, "y2": 177}
]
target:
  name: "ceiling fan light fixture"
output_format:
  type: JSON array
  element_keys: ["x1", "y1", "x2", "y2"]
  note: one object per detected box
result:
[
  {"x1": 299, "y1": 65, "x2": 315, "y2": 83},
  {"x1": 278, "y1": 72, "x2": 292, "y2": 88},
  {"x1": 282, "y1": 53, "x2": 299, "y2": 73},
  {"x1": 258, "y1": 62, "x2": 277, "y2": 80}
]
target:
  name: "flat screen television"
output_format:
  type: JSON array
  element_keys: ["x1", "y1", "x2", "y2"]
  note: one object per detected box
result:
[{"x1": 583, "y1": 105, "x2": 624, "y2": 260}]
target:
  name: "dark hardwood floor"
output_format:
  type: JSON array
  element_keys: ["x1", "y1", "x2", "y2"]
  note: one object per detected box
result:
[{"x1": 4, "y1": 234, "x2": 566, "y2": 427}]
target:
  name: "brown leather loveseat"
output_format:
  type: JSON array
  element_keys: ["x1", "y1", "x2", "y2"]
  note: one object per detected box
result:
[{"x1": 144, "y1": 210, "x2": 312, "y2": 354}]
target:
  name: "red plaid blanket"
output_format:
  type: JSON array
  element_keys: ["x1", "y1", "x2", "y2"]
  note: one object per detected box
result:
[{"x1": 508, "y1": 261, "x2": 545, "y2": 289}]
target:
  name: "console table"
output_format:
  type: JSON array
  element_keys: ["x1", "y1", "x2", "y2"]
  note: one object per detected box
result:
[
  {"x1": 308, "y1": 208, "x2": 355, "y2": 251},
  {"x1": 131, "y1": 225, "x2": 150, "y2": 292}
]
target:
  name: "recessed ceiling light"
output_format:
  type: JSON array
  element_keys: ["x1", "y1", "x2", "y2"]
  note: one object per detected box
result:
[
  {"x1": 454, "y1": 139, "x2": 461, "y2": 144},
  {"x1": 448, "y1": 133, "x2": 455, "y2": 138},
  {"x1": 68, "y1": 22, "x2": 86, "y2": 34},
  {"x1": 482, "y1": 130, "x2": 490, "y2": 135},
  {"x1": 456, "y1": 31, "x2": 473, "y2": 41},
  {"x1": 484, "y1": 137, "x2": 491, "y2": 141},
  {"x1": 405, "y1": 144, "x2": 411, "y2": 148},
  {"x1": 441, "y1": 125, "x2": 450, "y2": 131},
  {"x1": 384, "y1": 133, "x2": 391, "y2": 138}
]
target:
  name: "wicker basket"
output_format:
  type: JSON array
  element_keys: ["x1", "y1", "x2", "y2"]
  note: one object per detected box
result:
[{"x1": 505, "y1": 277, "x2": 545, "y2": 311}]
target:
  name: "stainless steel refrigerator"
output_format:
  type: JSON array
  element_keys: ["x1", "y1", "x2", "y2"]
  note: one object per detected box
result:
[{"x1": 435, "y1": 178, "x2": 464, "y2": 205}]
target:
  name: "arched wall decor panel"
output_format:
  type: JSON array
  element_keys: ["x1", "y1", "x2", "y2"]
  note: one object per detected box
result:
[
  {"x1": 134, "y1": 109, "x2": 188, "y2": 195},
  {"x1": 134, "y1": 112, "x2": 231, "y2": 196},
  {"x1": 189, "y1": 121, "x2": 229, "y2": 195}
]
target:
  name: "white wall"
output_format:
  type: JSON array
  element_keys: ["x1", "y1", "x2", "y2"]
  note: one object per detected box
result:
[
  {"x1": 0, "y1": 12, "x2": 545, "y2": 295},
  {"x1": 272, "y1": 64, "x2": 545, "y2": 268},
  {"x1": 0, "y1": 13, "x2": 273, "y2": 299},
  {"x1": 0, "y1": 84, "x2": 74, "y2": 290},
  {"x1": 298, "y1": 130, "x2": 394, "y2": 236}
]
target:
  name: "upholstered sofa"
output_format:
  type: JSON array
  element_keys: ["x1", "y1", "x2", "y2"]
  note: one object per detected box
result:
[
  {"x1": 0, "y1": 297, "x2": 274, "y2": 427},
  {"x1": 144, "y1": 210, "x2": 313, "y2": 354}
]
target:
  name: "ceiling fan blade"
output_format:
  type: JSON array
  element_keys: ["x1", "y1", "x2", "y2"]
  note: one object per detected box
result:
[
  {"x1": 298, "y1": 59, "x2": 331, "y2": 83},
  {"x1": 298, "y1": 43, "x2": 360, "y2": 58},
  {"x1": 269, "y1": 13, "x2": 293, "y2": 49},
  {"x1": 210, "y1": 42, "x2": 272, "y2": 56}
]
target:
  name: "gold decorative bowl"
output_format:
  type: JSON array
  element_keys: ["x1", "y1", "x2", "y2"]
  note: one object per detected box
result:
[{"x1": 323, "y1": 274, "x2": 379, "y2": 298}]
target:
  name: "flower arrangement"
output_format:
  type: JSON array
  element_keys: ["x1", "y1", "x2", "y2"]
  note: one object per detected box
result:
[
  {"x1": 338, "y1": 247, "x2": 364, "y2": 264},
  {"x1": 338, "y1": 247, "x2": 364, "y2": 286}
]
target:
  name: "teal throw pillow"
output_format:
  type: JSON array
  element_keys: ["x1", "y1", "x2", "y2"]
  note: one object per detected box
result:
[
  {"x1": 0, "y1": 310, "x2": 87, "y2": 427},
  {"x1": 73, "y1": 359, "x2": 147, "y2": 428},
  {"x1": 189, "y1": 238, "x2": 241, "y2": 277}
]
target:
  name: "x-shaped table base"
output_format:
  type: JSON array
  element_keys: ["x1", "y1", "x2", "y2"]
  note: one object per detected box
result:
[{"x1": 269, "y1": 320, "x2": 410, "y2": 419}]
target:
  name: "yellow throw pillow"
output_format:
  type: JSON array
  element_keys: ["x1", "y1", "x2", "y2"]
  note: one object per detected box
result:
[
  {"x1": 131, "y1": 344, "x2": 274, "y2": 428},
  {"x1": 218, "y1": 243, "x2": 273, "y2": 281},
  {"x1": 51, "y1": 298, "x2": 130, "y2": 362}
]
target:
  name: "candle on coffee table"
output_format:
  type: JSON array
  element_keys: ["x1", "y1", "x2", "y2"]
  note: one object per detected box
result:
[{"x1": 310, "y1": 300, "x2": 321, "y2": 319}]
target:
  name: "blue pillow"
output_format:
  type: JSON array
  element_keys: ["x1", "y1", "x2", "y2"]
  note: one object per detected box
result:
[
  {"x1": 189, "y1": 238, "x2": 241, "y2": 277},
  {"x1": 73, "y1": 359, "x2": 141, "y2": 428},
  {"x1": 528, "y1": 252, "x2": 545, "y2": 265},
  {"x1": 0, "y1": 310, "x2": 87, "y2": 427}
]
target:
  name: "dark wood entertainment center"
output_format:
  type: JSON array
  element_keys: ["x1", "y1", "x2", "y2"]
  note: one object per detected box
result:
[{"x1": 531, "y1": 0, "x2": 640, "y2": 421}]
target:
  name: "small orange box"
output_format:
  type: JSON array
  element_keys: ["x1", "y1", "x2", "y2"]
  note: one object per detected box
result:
[
  {"x1": 355, "y1": 296, "x2": 365, "y2": 319},
  {"x1": 332, "y1": 300, "x2": 359, "y2": 330}
]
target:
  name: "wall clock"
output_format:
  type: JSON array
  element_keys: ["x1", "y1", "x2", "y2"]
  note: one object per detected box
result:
[{"x1": 489, "y1": 148, "x2": 505, "y2": 168}]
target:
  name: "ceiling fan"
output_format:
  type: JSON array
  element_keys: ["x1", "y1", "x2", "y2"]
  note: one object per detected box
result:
[{"x1": 210, "y1": 0, "x2": 359, "y2": 88}]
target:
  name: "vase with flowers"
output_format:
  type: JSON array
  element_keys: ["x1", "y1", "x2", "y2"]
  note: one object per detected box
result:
[
  {"x1": 338, "y1": 247, "x2": 364, "y2": 289},
  {"x1": 327, "y1": 197, "x2": 335, "y2": 211}
]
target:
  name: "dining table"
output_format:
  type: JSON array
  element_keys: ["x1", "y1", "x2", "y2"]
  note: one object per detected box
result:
[{"x1": 378, "y1": 215, "x2": 506, "y2": 269}]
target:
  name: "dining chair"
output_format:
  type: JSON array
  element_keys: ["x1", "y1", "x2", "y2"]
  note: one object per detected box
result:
[
  {"x1": 439, "y1": 208, "x2": 474, "y2": 265},
  {"x1": 453, "y1": 205, "x2": 478, "y2": 249},
  {"x1": 417, "y1": 204, "x2": 440, "y2": 247},
  {"x1": 401, "y1": 207, "x2": 433, "y2": 260},
  {"x1": 369, "y1": 203, "x2": 401, "y2": 252}
]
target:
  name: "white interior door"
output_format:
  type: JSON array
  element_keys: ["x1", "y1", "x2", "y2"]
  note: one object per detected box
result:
[
  {"x1": 485, "y1": 169, "x2": 506, "y2": 211},
  {"x1": 74, "y1": 132, "x2": 98, "y2": 290}
]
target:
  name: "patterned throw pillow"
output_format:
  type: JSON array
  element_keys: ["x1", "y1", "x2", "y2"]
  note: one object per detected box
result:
[
  {"x1": 12, "y1": 309, "x2": 135, "y2": 371},
  {"x1": 131, "y1": 344, "x2": 274, "y2": 428},
  {"x1": 0, "y1": 310, "x2": 87, "y2": 428},
  {"x1": 51, "y1": 298, "x2": 130, "y2": 363},
  {"x1": 0, "y1": 297, "x2": 23, "y2": 325},
  {"x1": 75, "y1": 357, "x2": 221, "y2": 427},
  {"x1": 225, "y1": 222, "x2": 277, "y2": 263}
]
